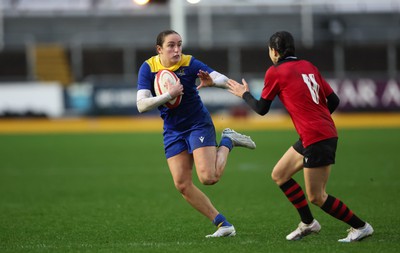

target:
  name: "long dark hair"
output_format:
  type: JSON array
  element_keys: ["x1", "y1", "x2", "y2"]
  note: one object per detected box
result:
[{"x1": 268, "y1": 31, "x2": 295, "y2": 60}]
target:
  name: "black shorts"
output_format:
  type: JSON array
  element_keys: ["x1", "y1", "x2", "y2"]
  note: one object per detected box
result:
[{"x1": 292, "y1": 137, "x2": 338, "y2": 168}]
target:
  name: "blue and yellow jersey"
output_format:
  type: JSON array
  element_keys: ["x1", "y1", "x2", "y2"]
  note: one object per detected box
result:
[{"x1": 137, "y1": 54, "x2": 214, "y2": 131}]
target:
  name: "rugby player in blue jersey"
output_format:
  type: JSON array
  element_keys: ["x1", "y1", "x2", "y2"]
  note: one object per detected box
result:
[{"x1": 136, "y1": 30, "x2": 256, "y2": 237}]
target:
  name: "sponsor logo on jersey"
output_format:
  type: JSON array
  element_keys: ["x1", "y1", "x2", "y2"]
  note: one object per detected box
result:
[{"x1": 176, "y1": 68, "x2": 186, "y2": 76}]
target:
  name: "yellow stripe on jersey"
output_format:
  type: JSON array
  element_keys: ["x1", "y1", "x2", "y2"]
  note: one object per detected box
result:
[{"x1": 146, "y1": 54, "x2": 192, "y2": 72}]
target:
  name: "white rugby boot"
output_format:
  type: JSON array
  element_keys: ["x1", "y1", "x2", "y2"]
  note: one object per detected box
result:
[
  {"x1": 205, "y1": 225, "x2": 236, "y2": 238},
  {"x1": 338, "y1": 222, "x2": 373, "y2": 242},
  {"x1": 221, "y1": 128, "x2": 256, "y2": 149},
  {"x1": 286, "y1": 219, "x2": 321, "y2": 241}
]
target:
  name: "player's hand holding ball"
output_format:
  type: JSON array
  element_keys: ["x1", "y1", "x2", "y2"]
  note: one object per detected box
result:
[
  {"x1": 154, "y1": 69, "x2": 184, "y2": 108},
  {"x1": 167, "y1": 78, "x2": 184, "y2": 99}
]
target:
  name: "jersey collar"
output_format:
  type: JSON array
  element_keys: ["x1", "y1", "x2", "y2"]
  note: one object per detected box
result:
[{"x1": 276, "y1": 56, "x2": 298, "y2": 66}]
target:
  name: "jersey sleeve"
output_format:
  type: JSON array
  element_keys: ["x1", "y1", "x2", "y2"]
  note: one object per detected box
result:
[
  {"x1": 190, "y1": 57, "x2": 214, "y2": 74},
  {"x1": 137, "y1": 62, "x2": 153, "y2": 90},
  {"x1": 261, "y1": 67, "x2": 280, "y2": 101}
]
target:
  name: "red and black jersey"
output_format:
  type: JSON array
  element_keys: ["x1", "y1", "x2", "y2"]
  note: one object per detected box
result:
[{"x1": 261, "y1": 58, "x2": 337, "y2": 147}]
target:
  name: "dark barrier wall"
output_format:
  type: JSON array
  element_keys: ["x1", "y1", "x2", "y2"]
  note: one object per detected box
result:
[{"x1": 64, "y1": 79, "x2": 400, "y2": 116}]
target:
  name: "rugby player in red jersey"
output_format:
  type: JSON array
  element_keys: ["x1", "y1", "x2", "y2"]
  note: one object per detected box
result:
[{"x1": 227, "y1": 31, "x2": 373, "y2": 242}]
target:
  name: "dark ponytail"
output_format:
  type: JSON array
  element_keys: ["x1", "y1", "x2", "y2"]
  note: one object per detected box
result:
[{"x1": 268, "y1": 31, "x2": 295, "y2": 60}]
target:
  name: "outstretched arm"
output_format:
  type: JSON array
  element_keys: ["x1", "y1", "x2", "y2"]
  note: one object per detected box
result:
[
  {"x1": 227, "y1": 78, "x2": 272, "y2": 116},
  {"x1": 197, "y1": 70, "x2": 229, "y2": 90}
]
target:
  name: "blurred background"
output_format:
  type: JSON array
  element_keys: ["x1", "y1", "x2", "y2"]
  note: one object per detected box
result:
[{"x1": 0, "y1": 0, "x2": 399, "y2": 119}]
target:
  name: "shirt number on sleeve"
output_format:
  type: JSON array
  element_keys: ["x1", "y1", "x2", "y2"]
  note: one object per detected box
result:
[{"x1": 302, "y1": 74, "x2": 320, "y2": 104}]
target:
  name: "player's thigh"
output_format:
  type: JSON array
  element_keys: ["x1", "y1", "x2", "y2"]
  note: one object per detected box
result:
[
  {"x1": 193, "y1": 146, "x2": 217, "y2": 175},
  {"x1": 272, "y1": 146, "x2": 304, "y2": 184},
  {"x1": 167, "y1": 150, "x2": 194, "y2": 186},
  {"x1": 303, "y1": 166, "x2": 330, "y2": 205}
]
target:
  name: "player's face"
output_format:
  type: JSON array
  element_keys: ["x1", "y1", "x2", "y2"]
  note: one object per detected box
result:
[
  {"x1": 269, "y1": 47, "x2": 279, "y2": 65},
  {"x1": 157, "y1": 34, "x2": 182, "y2": 67}
]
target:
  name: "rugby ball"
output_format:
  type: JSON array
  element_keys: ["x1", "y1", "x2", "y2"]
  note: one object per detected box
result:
[{"x1": 154, "y1": 69, "x2": 182, "y2": 109}]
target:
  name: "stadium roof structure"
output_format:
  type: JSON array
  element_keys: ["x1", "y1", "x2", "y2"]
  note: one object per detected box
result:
[{"x1": 1, "y1": 0, "x2": 399, "y2": 16}]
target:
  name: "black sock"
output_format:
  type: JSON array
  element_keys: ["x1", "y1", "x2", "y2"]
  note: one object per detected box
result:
[
  {"x1": 280, "y1": 178, "x2": 314, "y2": 224},
  {"x1": 321, "y1": 195, "x2": 366, "y2": 228}
]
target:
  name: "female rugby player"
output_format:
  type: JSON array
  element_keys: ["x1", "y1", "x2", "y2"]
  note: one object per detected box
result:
[
  {"x1": 227, "y1": 31, "x2": 373, "y2": 242},
  {"x1": 136, "y1": 30, "x2": 256, "y2": 238}
]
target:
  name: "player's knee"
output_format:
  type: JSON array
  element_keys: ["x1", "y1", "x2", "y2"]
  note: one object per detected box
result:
[
  {"x1": 271, "y1": 170, "x2": 285, "y2": 185},
  {"x1": 174, "y1": 181, "x2": 191, "y2": 195},
  {"x1": 271, "y1": 170, "x2": 279, "y2": 183},
  {"x1": 199, "y1": 174, "x2": 219, "y2": 185},
  {"x1": 307, "y1": 193, "x2": 325, "y2": 207},
  {"x1": 197, "y1": 166, "x2": 219, "y2": 185}
]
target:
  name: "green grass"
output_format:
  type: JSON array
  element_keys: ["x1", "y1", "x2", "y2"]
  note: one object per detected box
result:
[{"x1": 0, "y1": 128, "x2": 399, "y2": 253}]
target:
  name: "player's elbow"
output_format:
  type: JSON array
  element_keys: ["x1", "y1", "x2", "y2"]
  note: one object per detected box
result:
[
  {"x1": 137, "y1": 107, "x2": 145, "y2": 113},
  {"x1": 136, "y1": 101, "x2": 148, "y2": 113},
  {"x1": 256, "y1": 107, "x2": 269, "y2": 116},
  {"x1": 250, "y1": 98, "x2": 271, "y2": 116}
]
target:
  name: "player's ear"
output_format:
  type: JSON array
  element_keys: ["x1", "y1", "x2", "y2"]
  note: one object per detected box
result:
[{"x1": 156, "y1": 45, "x2": 162, "y2": 54}]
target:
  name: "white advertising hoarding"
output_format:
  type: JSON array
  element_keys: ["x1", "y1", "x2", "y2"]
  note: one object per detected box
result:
[{"x1": 0, "y1": 82, "x2": 64, "y2": 118}]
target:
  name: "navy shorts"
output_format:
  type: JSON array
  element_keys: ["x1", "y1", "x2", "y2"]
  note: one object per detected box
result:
[
  {"x1": 293, "y1": 137, "x2": 338, "y2": 168},
  {"x1": 163, "y1": 122, "x2": 217, "y2": 159}
]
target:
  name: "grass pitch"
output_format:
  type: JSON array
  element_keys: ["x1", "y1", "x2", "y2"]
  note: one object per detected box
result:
[{"x1": 0, "y1": 128, "x2": 399, "y2": 253}]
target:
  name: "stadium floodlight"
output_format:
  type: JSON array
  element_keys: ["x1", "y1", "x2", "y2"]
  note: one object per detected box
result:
[
  {"x1": 187, "y1": 0, "x2": 201, "y2": 4},
  {"x1": 133, "y1": 0, "x2": 150, "y2": 5},
  {"x1": 133, "y1": 0, "x2": 169, "y2": 5}
]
